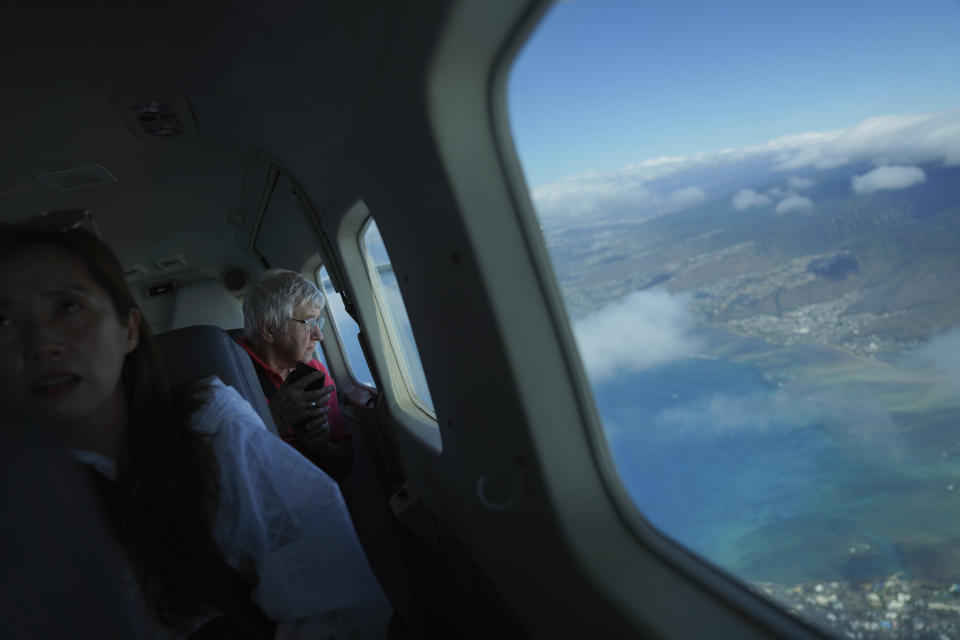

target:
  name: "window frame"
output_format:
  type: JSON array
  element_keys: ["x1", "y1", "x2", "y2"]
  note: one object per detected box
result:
[
  {"x1": 359, "y1": 216, "x2": 437, "y2": 421},
  {"x1": 421, "y1": 0, "x2": 828, "y2": 637},
  {"x1": 328, "y1": 199, "x2": 442, "y2": 456}
]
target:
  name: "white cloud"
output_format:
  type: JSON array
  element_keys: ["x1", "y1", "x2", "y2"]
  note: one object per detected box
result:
[
  {"x1": 574, "y1": 289, "x2": 701, "y2": 381},
  {"x1": 670, "y1": 186, "x2": 705, "y2": 208},
  {"x1": 531, "y1": 158, "x2": 714, "y2": 220},
  {"x1": 655, "y1": 390, "x2": 818, "y2": 434},
  {"x1": 911, "y1": 329, "x2": 960, "y2": 388},
  {"x1": 850, "y1": 165, "x2": 927, "y2": 194},
  {"x1": 531, "y1": 109, "x2": 960, "y2": 222},
  {"x1": 773, "y1": 110, "x2": 960, "y2": 171},
  {"x1": 739, "y1": 130, "x2": 845, "y2": 156},
  {"x1": 787, "y1": 176, "x2": 815, "y2": 190},
  {"x1": 732, "y1": 189, "x2": 772, "y2": 210},
  {"x1": 650, "y1": 389, "x2": 899, "y2": 452},
  {"x1": 530, "y1": 156, "x2": 699, "y2": 219},
  {"x1": 774, "y1": 195, "x2": 814, "y2": 214},
  {"x1": 531, "y1": 170, "x2": 651, "y2": 219}
]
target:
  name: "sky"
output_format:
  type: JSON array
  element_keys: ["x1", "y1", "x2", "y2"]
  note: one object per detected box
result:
[{"x1": 507, "y1": 0, "x2": 960, "y2": 187}]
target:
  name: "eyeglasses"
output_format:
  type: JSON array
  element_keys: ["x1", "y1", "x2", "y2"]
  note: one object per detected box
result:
[{"x1": 289, "y1": 316, "x2": 324, "y2": 331}]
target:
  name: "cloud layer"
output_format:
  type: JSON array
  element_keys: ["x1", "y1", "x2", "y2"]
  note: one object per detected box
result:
[
  {"x1": 772, "y1": 111, "x2": 960, "y2": 171},
  {"x1": 851, "y1": 165, "x2": 927, "y2": 194},
  {"x1": 670, "y1": 186, "x2": 706, "y2": 208},
  {"x1": 531, "y1": 109, "x2": 960, "y2": 222},
  {"x1": 574, "y1": 289, "x2": 700, "y2": 380},
  {"x1": 530, "y1": 157, "x2": 714, "y2": 221},
  {"x1": 774, "y1": 195, "x2": 814, "y2": 214},
  {"x1": 911, "y1": 329, "x2": 960, "y2": 389},
  {"x1": 732, "y1": 189, "x2": 772, "y2": 210},
  {"x1": 787, "y1": 176, "x2": 815, "y2": 190},
  {"x1": 647, "y1": 388, "x2": 900, "y2": 459}
]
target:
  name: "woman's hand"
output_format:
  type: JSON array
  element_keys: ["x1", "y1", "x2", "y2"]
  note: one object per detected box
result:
[
  {"x1": 299, "y1": 415, "x2": 331, "y2": 460},
  {"x1": 269, "y1": 371, "x2": 333, "y2": 433}
]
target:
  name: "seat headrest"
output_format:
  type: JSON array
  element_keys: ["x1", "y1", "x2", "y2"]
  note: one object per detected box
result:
[
  {"x1": 170, "y1": 280, "x2": 243, "y2": 331},
  {"x1": 156, "y1": 325, "x2": 277, "y2": 434}
]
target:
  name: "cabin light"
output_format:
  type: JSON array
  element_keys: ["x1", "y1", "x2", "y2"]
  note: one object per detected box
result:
[
  {"x1": 131, "y1": 101, "x2": 167, "y2": 113},
  {"x1": 154, "y1": 254, "x2": 188, "y2": 272},
  {"x1": 131, "y1": 101, "x2": 171, "y2": 116},
  {"x1": 110, "y1": 91, "x2": 198, "y2": 140},
  {"x1": 130, "y1": 101, "x2": 184, "y2": 138},
  {"x1": 146, "y1": 124, "x2": 183, "y2": 138},
  {"x1": 146, "y1": 281, "x2": 178, "y2": 298},
  {"x1": 123, "y1": 264, "x2": 151, "y2": 281}
]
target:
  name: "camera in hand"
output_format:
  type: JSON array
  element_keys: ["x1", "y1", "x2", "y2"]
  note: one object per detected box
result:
[
  {"x1": 286, "y1": 363, "x2": 329, "y2": 434},
  {"x1": 286, "y1": 363, "x2": 327, "y2": 391}
]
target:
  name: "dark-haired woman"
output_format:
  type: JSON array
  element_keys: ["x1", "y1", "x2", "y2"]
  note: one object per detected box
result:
[{"x1": 0, "y1": 226, "x2": 390, "y2": 638}]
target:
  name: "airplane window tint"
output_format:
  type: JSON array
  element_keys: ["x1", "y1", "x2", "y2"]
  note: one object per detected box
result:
[
  {"x1": 361, "y1": 220, "x2": 435, "y2": 415},
  {"x1": 508, "y1": 2, "x2": 960, "y2": 637},
  {"x1": 316, "y1": 266, "x2": 375, "y2": 387}
]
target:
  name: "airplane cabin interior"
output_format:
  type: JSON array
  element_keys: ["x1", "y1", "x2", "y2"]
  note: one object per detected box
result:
[{"x1": 8, "y1": 1, "x2": 924, "y2": 638}]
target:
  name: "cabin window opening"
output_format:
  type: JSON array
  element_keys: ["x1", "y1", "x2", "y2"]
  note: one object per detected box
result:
[
  {"x1": 361, "y1": 219, "x2": 435, "y2": 416},
  {"x1": 507, "y1": 0, "x2": 960, "y2": 636},
  {"x1": 315, "y1": 265, "x2": 375, "y2": 388}
]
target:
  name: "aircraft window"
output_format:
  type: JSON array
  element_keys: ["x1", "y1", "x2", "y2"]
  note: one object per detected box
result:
[
  {"x1": 315, "y1": 265, "x2": 375, "y2": 387},
  {"x1": 361, "y1": 219, "x2": 435, "y2": 416},
  {"x1": 312, "y1": 342, "x2": 328, "y2": 370},
  {"x1": 508, "y1": 2, "x2": 960, "y2": 638}
]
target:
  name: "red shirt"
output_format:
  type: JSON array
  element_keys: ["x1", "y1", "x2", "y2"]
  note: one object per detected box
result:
[{"x1": 236, "y1": 337, "x2": 350, "y2": 451}]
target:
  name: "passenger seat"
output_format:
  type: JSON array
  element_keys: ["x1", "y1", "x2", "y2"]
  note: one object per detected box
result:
[
  {"x1": 168, "y1": 279, "x2": 244, "y2": 331},
  {"x1": 156, "y1": 325, "x2": 278, "y2": 435}
]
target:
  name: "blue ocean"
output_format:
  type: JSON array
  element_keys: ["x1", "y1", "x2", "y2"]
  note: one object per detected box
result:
[{"x1": 588, "y1": 345, "x2": 960, "y2": 586}]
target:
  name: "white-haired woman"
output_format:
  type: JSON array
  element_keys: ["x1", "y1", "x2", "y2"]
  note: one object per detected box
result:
[{"x1": 237, "y1": 268, "x2": 353, "y2": 480}]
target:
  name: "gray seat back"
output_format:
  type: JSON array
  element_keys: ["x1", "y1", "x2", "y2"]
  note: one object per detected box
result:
[{"x1": 156, "y1": 324, "x2": 278, "y2": 434}]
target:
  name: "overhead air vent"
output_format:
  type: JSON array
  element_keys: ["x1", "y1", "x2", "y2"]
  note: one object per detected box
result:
[
  {"x1": 109, "y1": 90, "x2": 199, "y2": 140},
  {"x1": 34, "y1": 165, "x2": 118, "y2": 192}
]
